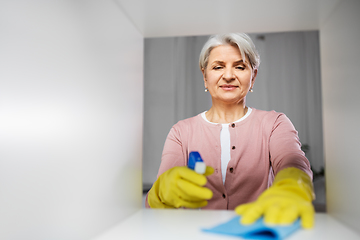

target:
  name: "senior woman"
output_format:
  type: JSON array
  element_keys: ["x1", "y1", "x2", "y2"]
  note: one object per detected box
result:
[{"x1": 145, "y1": 33, "x2": 315, "y2": 229}]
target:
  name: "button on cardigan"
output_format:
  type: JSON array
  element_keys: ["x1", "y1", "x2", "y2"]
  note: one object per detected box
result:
[{"x1": 145, "y1": 108, "x2": 313, "y2": 210}]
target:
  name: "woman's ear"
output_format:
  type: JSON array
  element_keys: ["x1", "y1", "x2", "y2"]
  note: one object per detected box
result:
[
  {"x1": 251, "y1": 69, "x2": 258, "y2": 89},
  {"x1": 202, "y1": 68, "x2": 207, "y2": 88}
]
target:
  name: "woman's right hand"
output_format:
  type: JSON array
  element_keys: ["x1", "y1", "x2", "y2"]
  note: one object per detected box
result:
[{"x1": 147, "y1": 166, "x2": 214, "y2": 208}]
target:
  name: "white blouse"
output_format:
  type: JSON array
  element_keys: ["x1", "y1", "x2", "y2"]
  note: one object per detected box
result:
[{"x1": 201, "y1": 108, "x2": 252, "y2": 184}]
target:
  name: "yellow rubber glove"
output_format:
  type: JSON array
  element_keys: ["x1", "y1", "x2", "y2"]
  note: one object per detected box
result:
[
  {"x1": 235, "y1": 167, "x2": 315, "y2": 229},
  {"x1": 148, "y1": 166, "x2": 214, "y2": 208}
]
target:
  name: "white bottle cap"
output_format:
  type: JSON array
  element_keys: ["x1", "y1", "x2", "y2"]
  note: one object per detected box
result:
[{"x1": 194, "y1": 162, "x2": 206, "y2": 174}]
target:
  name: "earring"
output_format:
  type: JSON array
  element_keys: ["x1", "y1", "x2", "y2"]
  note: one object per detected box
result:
[
  {"x1": 249, "y1": 88, "x2": 253, "y2": 93},
  {"x1": 205, "y1": 88, "x2": 208, "y2": 92}
]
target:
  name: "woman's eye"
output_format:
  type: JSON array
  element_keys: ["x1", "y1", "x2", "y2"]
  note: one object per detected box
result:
[
  {"x1": 236, "y1": 66, "x2": 245, "y2": 70},
  {"x1": 213, "y1": 66, "x2": 223, "y2": 70}
]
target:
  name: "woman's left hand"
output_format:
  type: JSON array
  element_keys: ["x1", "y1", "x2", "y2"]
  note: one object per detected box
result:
[{"x1": 235, "y1": 167, "x2": 315, "y2": 229}]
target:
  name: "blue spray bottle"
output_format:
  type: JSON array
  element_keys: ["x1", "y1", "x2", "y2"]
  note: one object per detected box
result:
[{"x1": 188, "y1": 151, "x2": 206, "y2": 174}]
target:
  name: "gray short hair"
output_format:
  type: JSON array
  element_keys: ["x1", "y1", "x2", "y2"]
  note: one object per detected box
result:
[{"x1": 199, "y1": 33, "x2": 260, "y2": 70}]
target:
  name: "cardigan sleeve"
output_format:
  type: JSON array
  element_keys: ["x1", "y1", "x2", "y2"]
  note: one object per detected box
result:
[
  {"x1": 157, "y1": 125, "x2": 188, "y2": 177},
  {"x1": 268, "y1": 114, "x2": 313, "y2": 180},
  {"x1": 145, "y1": 123, "x2": 188, "y2": 208}
]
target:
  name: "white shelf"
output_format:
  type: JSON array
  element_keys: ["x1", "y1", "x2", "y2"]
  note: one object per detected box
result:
[{"x1": 93, "y1": 209, "x2": 359, "y2": 240}]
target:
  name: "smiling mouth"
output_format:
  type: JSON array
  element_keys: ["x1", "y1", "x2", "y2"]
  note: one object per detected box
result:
[{"x1": 220, "y1": 85, "x2": 238, "y2": 90}]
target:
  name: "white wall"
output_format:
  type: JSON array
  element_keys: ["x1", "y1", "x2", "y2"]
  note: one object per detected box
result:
[
  {"x1": 117, "y1": 0, "x2": 340, "y2": 38},
  {"x1": 320, "y1": 0, "x2": 360, "y2": 234},
  {"x1": 0, "y1": 1, "x2": 143, "y2": 240}
]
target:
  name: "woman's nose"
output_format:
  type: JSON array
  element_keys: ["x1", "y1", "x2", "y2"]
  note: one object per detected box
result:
[{"x1": 222, "y1": 68, "x2": 235, "y2": 81}]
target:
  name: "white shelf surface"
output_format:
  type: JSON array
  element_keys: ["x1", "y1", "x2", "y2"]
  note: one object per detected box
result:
[{"x1": 93, "y1": 209, "x2": 360, "y2": 240}]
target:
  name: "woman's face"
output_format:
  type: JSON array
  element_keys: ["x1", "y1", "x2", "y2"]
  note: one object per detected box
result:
[{"x1": 202, "y1": 44, "x2": 257, "y2": 106}]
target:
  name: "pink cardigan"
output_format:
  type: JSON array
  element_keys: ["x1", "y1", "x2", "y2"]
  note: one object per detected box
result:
[{"x1": 145, "y1": 108, "x2": 312, "y2": 210}]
